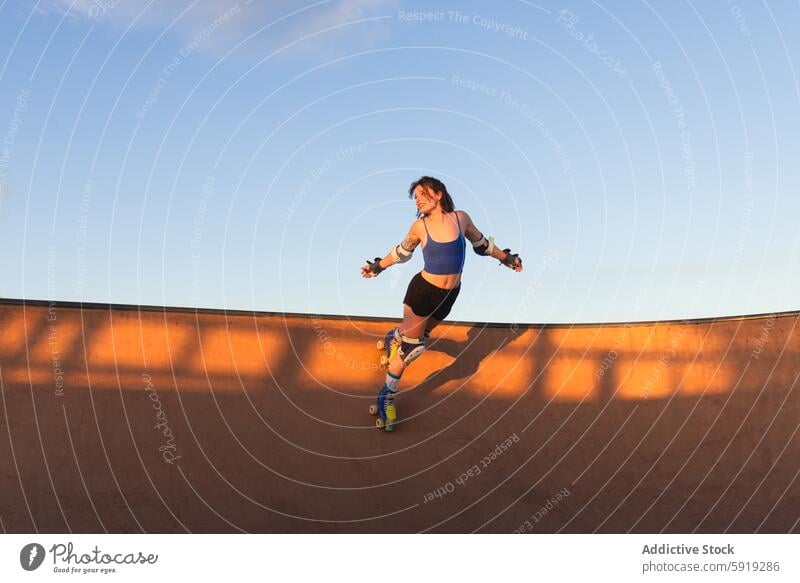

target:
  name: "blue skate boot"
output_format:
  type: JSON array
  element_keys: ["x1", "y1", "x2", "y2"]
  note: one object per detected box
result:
[
  {"x1": 369, "y1": 384, "x2": 397, "y2": 431},
  {"x1": 376, "y1": 327, "x2": 401, "y2": 365}
]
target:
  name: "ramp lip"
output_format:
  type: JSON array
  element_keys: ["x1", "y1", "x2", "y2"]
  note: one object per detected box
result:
[{"x1": 2, "y1": 297, "x2": 797, "y2": 329}]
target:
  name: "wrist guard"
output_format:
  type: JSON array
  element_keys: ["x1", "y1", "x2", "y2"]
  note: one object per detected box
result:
[
  {"x1": 500, "y1": 249, "x2": 522, "y2": 269},
  {"x1": 366, "y1": 257, "x2": 385, "y2": 276}
]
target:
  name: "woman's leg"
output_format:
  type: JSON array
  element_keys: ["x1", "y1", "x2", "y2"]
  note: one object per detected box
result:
[
  {"x1": 400, "y1": 303, "x2": 429, "y2": 338},
  {"x1": 424, "y1": 317, "x2": 442, "y2": 337},
  {"x1": 376, "y1": 304, "x2": 427, "y2": 427},
  {"x1": 387, "y1": 304, "x2": 428, "y2": 377}
]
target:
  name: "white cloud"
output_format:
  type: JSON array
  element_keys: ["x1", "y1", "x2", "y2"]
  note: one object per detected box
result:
[{"x1": 37, "y1": 0, "x2": 394, "y2": 56}]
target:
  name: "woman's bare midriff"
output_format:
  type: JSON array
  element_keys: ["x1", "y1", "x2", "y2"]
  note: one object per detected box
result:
[{"x1": 421, "y1": 270, "x2": 461, "y2": 290}]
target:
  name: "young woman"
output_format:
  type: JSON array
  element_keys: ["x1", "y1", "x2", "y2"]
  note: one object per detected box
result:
[{"x1": 360, "y1": 176, "x2": 523, "y2": 430}]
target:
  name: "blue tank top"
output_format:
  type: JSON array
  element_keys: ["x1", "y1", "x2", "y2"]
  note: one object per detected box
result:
[{"x1": 422, "y1": 212, "x2": 466, "y2": 275}]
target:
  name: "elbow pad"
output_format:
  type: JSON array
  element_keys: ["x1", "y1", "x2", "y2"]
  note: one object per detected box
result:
[
  {"x1": 472, "y1": 235, "x2": 495, "y2": 256},
  {"x1": 391, "y1": 243, "x2": 414, "y2": 263}
]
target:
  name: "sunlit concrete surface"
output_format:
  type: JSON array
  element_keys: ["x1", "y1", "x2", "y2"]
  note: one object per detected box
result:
[{"x1": 0, "y1": 299, "x2": 798, "y2": 532}]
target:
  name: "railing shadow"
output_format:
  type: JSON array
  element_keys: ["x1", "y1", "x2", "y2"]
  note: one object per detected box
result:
[{"x1": 0, "y1": 300, "x2": 798, "y2": 534}]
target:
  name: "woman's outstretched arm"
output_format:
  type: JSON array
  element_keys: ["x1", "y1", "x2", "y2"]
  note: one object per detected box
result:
[
  {"x1": 360, "y1": 221, "x2": 422, "y2": 278},
  {"x1": 460, "y1": 211, "x2": 523, "y2": 272}
]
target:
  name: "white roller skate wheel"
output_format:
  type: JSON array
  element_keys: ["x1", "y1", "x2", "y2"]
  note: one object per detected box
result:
[
  {"x1": 376, "y1": 340, "x2": 385, "y2": 350},
  {"x1": 369, "y1": 404, "x2": 378, "y2": 415},
  {"x1": 375, "y1": 418, "x2": 384, "y2": 428}
]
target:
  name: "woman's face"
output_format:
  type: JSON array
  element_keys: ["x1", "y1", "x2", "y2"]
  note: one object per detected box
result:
[{"x1": 414, "y1": 185, "x2": 441, "y2": 214}]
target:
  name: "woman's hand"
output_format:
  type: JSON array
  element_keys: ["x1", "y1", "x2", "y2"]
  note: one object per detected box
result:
[
  {"x1": 501, "y1": 250, "x2": 523, "y2": 272},
  {"x1": 361, "y1": 258, "x2": 384, "y2": 278}
]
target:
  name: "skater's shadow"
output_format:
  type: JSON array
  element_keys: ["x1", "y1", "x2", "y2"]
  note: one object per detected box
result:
[{"x1": 412, "y1": 324, "x2": 508, "y2": 400}]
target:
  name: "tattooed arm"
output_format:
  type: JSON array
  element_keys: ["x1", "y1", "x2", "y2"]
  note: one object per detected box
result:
[{"x1": 360, "y1": 221, "x2": 422, "y2": 278}]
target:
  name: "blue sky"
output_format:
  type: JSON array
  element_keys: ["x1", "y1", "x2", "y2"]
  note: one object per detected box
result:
[{"x1": 1, "y1": 0, "x2": 799, "y2": 324}]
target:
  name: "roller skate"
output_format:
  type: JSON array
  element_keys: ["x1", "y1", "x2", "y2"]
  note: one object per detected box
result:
[
  {"x1": 376, "y1": 327, "x2": 401, "y2": 366},
  {"x1": 369, "y1": 384, "x2": 397, "y2": 431}
]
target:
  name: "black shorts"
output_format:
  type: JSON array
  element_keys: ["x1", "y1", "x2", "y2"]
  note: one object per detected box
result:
[{"x1": 403, "y1": 272, "x2": 461, "y2": 321}]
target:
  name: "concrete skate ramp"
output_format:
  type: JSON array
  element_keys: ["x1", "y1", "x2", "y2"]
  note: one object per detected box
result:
[{"x1": 1, "y1": 299, "x2": 798, "y2": 533}]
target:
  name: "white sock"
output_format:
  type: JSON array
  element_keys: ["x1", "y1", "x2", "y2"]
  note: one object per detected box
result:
[{"x1": 385, "y1": 371, "x2": 400, "y2": 393}]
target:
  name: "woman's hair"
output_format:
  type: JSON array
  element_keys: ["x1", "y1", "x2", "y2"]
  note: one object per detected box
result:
[{"x1": 408, "y1": 176, "x2": 455, "y2": 217}]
